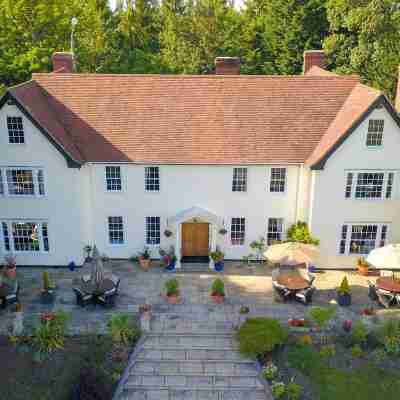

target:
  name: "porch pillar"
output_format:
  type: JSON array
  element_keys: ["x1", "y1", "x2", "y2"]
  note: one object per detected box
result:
[
  {"x1": 209, "y1": 224, "x2": 217, "y2": 270},
  {"x1": 175, "y1": 222, "x2": 182, "y2": 269}
]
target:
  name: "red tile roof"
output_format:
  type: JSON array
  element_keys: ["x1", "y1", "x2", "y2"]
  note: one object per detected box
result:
[{"x1": 7, "y1": 72, "x2": 380, "y2": 166}]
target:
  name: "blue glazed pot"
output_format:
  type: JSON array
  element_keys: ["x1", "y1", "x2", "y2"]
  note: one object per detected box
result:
[
  {"x1": 214, "y1": 261, "x2": 224, "y2": 272},
  {"x1": 166, "y1": 259, "x2": 176, "y2": 271}
]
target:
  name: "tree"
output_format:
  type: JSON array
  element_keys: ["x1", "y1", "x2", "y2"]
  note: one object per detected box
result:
[{"x1": 324, "y1": 0, "x2": 400, "y2": 99}]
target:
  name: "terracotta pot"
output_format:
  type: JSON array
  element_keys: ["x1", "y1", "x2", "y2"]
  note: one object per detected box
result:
[
  {"x1": 139, "y1": 257, "x2": 151, "y2": 270},
  {"x1": 166, "y1": 294, "x2": 180, "y2": 304},
  {"x1": 358, "y1": 264, "x2": 369, "y2": 276},
  {"x1": 6, "y1": 267, "x2": 17, "y2": 279},
  {"x1": 211, "y1": 294, "x2": 225, "y2": 304}
]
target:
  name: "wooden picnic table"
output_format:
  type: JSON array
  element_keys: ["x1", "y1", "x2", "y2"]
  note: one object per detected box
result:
[
  {"x1": 276, "y1": 272, "x2": 310, "y2": 290},
  {"x1": 376, "y1": 277, "x2": 400, "y2": 293}
]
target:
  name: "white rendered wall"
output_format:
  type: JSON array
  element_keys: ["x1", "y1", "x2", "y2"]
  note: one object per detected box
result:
[
  {"x1": 0, "y1": 104, "x2": 87, "y2": 266},
  {"x1": 310, "y1": 106, "x2": 400, "y2": 268}
]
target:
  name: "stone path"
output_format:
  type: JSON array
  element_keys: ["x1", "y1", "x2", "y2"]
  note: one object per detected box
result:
[{"x1": 115, "y1": 308, "x2": 273, "y2": 400}]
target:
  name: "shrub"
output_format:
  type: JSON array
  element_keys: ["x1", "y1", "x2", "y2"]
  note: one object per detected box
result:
[
  {"x1": 107, "y1": 314, "x2": 141, "y2": 346},
  {"x1": 75, "y1": 368, "x2": 113, "y2": 400},
  {"x1": 377, "y1": 319, "x2": 400, "y2": 355},
  {"x1": 298, "y1": 334, "x2": 313, "y2": 346},
  {"x1": 351, "y1": 344, "x2": 363, "y2": 358},
  {"x1": 42, "y1": 271, "x2": 50, "y2": 291},
  {"x1": 262, "y1": 362, "x2": 278, "y2": 380},
  {"x1": 271, "y1": 381, "x2": 286, "y2": 399},
  {"x1": 286, "y1": 221, "x2": 319, "y2": 245},
  {"x1": 237, "y1": 318, "x2": 288, "y2": 359},
  {"x1": 165, "y1": 278, "x2": 179, "y2": 296},
  {"x1": 320, "y1": 344, "x2": 336, "y2": 358},
  {"x1": 337, "y1": 276, "x2": 350, "y2": 295},
  {"x1": 307, "y1": 306, "x2": 336, "y2": 330},
  {"x1": 288, "y1": 344, "x2": 323, "y2": 374},
  {"x1": 209, "y1": 248, "x2": 224, "y2": 262},
  {"x1": 351, "y1": 321, "x2": 368, "y2": 346},
  {"x1": 211, "y1": 278, "x2": 225, "y2": 296},
  {"x1": 32, "y1": 310, "x2": 69, "y2": 353},
  {"x1": 249, "y1": 237, "x2": 267, "y2": 260},
  {"x1": 287, "y1": 379, "x2": 303, "y2": 400}
]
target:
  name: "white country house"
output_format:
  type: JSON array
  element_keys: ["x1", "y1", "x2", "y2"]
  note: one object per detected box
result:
[{"x1": 1, "y1": 51, "x2": 400, "y2": 269}]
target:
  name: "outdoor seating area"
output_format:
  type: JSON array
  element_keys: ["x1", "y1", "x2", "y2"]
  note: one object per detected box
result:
[
  {"x1": 368, "y1": 274, "x2": 400, "y2": 309},
  {"x1": 0, "y1": 278, "x2": 19, "y2": 309}
]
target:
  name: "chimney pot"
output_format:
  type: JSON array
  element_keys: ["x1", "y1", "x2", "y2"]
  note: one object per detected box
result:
[
  {"x1": 52, "y1": 52, "x2": 74, "y2": 73},
  {"x1": 215, "y1": 57, "x2": 240, "y2": 75},
  {"x1": 303, "y1": 50, "x2": 325, "y2": 74}
]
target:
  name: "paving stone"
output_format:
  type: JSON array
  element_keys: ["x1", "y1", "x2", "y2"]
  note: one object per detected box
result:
[
  {"x1": 165, "y1": 375, "x2": 187, "y2": 386},
  {"x1": 141, "y1": 375, "x2": 164, "y2": 386},
  {"x1": 163, "y1": 350, "x2": 186, "y2": 360},
  {"x1": 146, "y1": 390, "x2": 169, "y2": 400}
]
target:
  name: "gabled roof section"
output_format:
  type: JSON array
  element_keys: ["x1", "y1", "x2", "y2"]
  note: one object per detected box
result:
[
  {"x1": 307, "y1": 84, "x2": 393, "y2": 169},
  {"x1": 24, "y1": 72, "x2": 359, "y2": 165},
  {"x1": 1, "y1": 81, "x2": 84, "y2": 167}
]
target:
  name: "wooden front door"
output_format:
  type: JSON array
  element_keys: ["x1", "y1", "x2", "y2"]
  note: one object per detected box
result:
[{"x1": 181, "y1": 223, "x2": 210, "y2": 257}]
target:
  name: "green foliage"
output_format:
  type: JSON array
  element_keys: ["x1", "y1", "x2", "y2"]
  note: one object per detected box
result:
[
  {"x1": 165, "y1": 278, "x2": 179, "y2": 296},
  {"x1": 351, "y1": 344, "x2": 363, "y2": 358},
  {"x1": 211, "y1": 278, "x2": 225, "y2": 296},
  {"x1": 42, "y1": 271, "x2": 50, "y2": 291},
  {"x1": 351, "y1": 321, "x2": 368, "y2": 346},
  {"x1": 262, "y1": 362, "x2": 278, "y2": 380},
  {"x1": 286, "y1": 222, "x2": 319, "y2": 245},
  {"x1": 249, "y1": 237, "x2": 267, "y2": 259},
  {"x1": 337, "y1": 276, "x2": 350, "y2": 295},
  {"x1": 307, "y1": 306, "x2": 336, "y2": 329},
  {"x1": 32, "y1": 310, "x2": 69, "y2": 354},
  {"x1": 286, "y1": 379, "x2": 303, "y2": 400},
  {"x1": 107, "y1": 313, "x2": 141, "y2": 346},
  {"x1": 271, "y1": 381, "x2": 286, "y2": 398},
  {"x1": 320, "y1": 344, "x2": 336, "y2": 358},
  {"x1": 209, "y1": 248, "x2": 224, "y2": 262},
  {"x1": 138, "y1": 246, "x2": 151, "y2": 259},
  {"x1": 377, "y1": 319, "x2": 400, "y2": 355},
  {"x1": 237, "y1": 317, "x2": 288, "y2": 359}
]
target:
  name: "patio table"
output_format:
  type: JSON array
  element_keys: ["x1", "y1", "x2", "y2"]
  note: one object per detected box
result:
[
  {"x1": 80, "y1": 278, "x2": 115, "y2": 296},
  {"x1": 376, "y1": 277, "x2": 400, "y2": 293},
  {"x1": 276, "y1": 272, "x2": 310, "y2": 290}
]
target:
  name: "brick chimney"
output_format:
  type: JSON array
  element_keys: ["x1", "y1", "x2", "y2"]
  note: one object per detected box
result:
[
  {"x1": 396, "y1": 66, "x2": 400, "y2": 113},
  {"x1": 303, "y1": 50, "x2": 325, "y2": 74},
  {"x1": 215, "y1": 57, "x2": 240, "y2": 75},
  {"x1": 52, "y1": 52, "x2": 74, "y2": 73}
]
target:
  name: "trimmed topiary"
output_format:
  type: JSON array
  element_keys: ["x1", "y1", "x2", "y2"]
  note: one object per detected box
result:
[{"x1": 237, "y1": 317, "x2": 288, "y2": 359}]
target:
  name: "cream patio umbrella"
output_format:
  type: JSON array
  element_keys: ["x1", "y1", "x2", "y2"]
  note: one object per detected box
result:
[
  {"x1": 90, "y1": 245, "x2": 105, "y2": 289},
  {"x1": 264, "y1": 242, "x2": 320, "y2": 266},
  {"x1": 366, "y1": 244, "x2": 400, "y2": 269}
]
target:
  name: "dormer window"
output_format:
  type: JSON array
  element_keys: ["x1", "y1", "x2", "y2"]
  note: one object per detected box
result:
[
  {"x1": 366, "y1": 119, "x2": 384, "y2": 147},
  {"x1": 7, "y1": 116, "x2": 25, "y2": 144}
]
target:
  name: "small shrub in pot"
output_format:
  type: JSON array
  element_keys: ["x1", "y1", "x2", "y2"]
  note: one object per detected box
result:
[
  {"x1": 337, "y1": 276, "x2": 351, "y2": 306},
  {"x1": 165, "y1": 278, "x2": 180, "y2": 304},
  {"x1": 210, "y1": 278, "x2": 225, "y2": 304}
]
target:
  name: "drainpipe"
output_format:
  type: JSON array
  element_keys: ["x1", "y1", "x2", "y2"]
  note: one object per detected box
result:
[{"x1": 295, "y1": 164, "x2": 304, "y2": 223}]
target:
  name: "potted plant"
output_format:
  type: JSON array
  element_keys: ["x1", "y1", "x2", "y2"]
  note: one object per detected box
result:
[
  {"x1": 357, "y1": 257, "x2": 369, "y2": 276},
  {"x1": 138, "y1": 247, "x2": 151, "y2": 270},
  {"x1": 218, "y1": 228, "x2": 228, "y2": 235},
  {"x1": 83, "y1": 245, "x2": 92, "y2": 263},
  {"x1": 164, "y1": 229, "x2": 173, "y2": 238},
  {"x1": 337, "y1": 276, "x2": 351, "y2": 306},
  {"x1": 40, "y1": 271, "x2": 55, "y2": 304},
  {"x1": 165, "y1": 278, "x2": 180, "y2": 304},
  {"x1": 4, "y1": 255, "x2": 17, "y2": 279},
  {"x1": 210, "y1": 278, "x2": 225, "y2": 304},
  {"x1": 210, "y1": 248, "x2": 224, "y2": 272}
]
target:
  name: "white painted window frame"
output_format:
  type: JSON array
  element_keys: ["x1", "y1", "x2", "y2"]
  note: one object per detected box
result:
[
  {"x1": 266, "y1": 217, "x2": 285, "y2": 245},
  {"x1": 145, "y1": 166, "x2": 160, "y2": 192},
  {"x1": 365, "y1": 119, "x2": 384, "y2": 148},
  {"x1": 0, "y1": 219, "x2": 50, "y2": 254},
  {"x1": 344, "y1": 170, "x2": 396, "y2": 200},
  {"x1": 0, "y1": 166, "x2": 46, "y2": 198},
  {"x1": 6, "y1": 115, "x2": 26, "y2": 145},
  {"x1": 107, "y1": 216, "x2": 126, "y2": 246},
  {"x1": 268, "y1": 167, "x2": 287, "y2": 194},
  {"x1": 104, "y1": 165, "x2": 123, "y2": 193},
  {"x1": 232, "y1": 167, "x2": 248, "y2": 193},
  {"x1": 145, "y1": 216, "x2": 161, "y2": 246},
  {"x1": 338, "y1": 222, "x2": 390, "y2": 256},
  {"x1": 230, "y1": 217, "x2": 246, "y2": 246}
]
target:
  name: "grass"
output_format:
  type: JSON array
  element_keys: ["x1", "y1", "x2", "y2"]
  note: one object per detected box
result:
[
  {"x1": 288, "y1": 344, "x2": 400, "y2": 400},
  {"x1": 0, "y1": 335, "x2": 129, "y2": 400}
]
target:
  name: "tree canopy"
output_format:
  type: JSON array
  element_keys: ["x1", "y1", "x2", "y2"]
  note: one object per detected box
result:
[{"x1": 0, "y1": 0, "x2": 399, "y2": 99}]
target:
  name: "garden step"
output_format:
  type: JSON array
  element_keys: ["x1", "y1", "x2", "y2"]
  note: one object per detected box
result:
[
  {"x1": 121, "y1": 387, "x2": 268, "y2": 400},
  {"x1": 130, "y1": 360, "x2": 259, "y2": 376},
  {"x1": 136, "y1": 348, "x2": 251, "y2": 362}
]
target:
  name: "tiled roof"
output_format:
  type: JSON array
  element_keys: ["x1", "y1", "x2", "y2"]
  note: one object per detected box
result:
[{"x1": 7, "y1": 72, "x2": 374, "y2": 165}]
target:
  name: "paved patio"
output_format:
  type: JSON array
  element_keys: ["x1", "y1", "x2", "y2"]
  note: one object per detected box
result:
[{"x1": 1, "y1": 260, "x2": 399, "y2": 335}]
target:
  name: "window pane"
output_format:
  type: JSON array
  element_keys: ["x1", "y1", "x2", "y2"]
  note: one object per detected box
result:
[
  {"x1": 146, "y1": 216, "x2": 160, "y2": 244},
  {"x1": 366, "y1": 119, "x2": 384, "y2": 147},
  {"x1": 349, "y1": 225, "x2": 378, "y2": 254},
  {"x1": 42, "y1": 222, "x2": 49, "y2": 251},
  {"x1": 37, "y1": 170, "x2": 45, "y2": 196},
  {"x1": 270, "y1": 168, "x2": 286, "y2": 193},
  {"x1": 386, "y1": 173, "x2": 394, "y2": 199},
  {"x1": 108, "y1": 216, "x2": 124, "y2": 244},
  {"x1": 232, "y1": 168, "x2": 247, "y2": 192},
  {"x1": 7, "y1": 116, "x2": 25, "y2": 144},
  {"x1": 345, "y1": 173, "x2": 353, "y2": 198},
  {"x1": 105, "y1": 166, "x2": 122, "y2": 191},
  {"x1": 145, "y1": 167, "x2": 160, "y2": 191},
  {"x1": 267, "y1": 218, "x2": 283, "y2": 245},
  {"x1": 355, "y1": 172, "x2": 384, "y2": 199},
  {"x1": 2, "y1": 222, "x2": 10, "y2": 251},
  {"x1": 6, "y1": 169, "x2": 34, "y2": 195},
  {"x1": 0, "y1": 170, "x2": 4, "y2": 195},
  {"x1": 339, "y1": 225, "x2": 347, "y2": 254},
  {"x1": 231, "y1": 217, "x2": 245, "y2": 245},
  {"x1": 12, "y1": 222, "x2": 40, "y2": 251}
]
